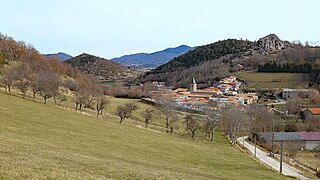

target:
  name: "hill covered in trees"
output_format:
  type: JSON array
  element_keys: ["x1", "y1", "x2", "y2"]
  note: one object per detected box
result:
[
  {"x1": 143, "y1": 34, "x2": 320, "y2": 88},
  {"x1": 112, "y1": 45, "x2": 193, "y2": 68},
  {"x1": 149, "y1": 39, "x2": 252, "y2": 74},
  {"x1": 65, "y1": 53, "x2": 140, "y2": 82}
]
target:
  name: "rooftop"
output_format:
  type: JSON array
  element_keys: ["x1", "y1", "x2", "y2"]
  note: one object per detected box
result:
[
  {"x1": 298, "y1": 132, "x2": 320, "y2": 141},
  {"x1": 283, "y1": 88, "x2": 315, "y2": 92},
  {"x1": 305, "y1": 108, "x2": 320, "y2": 115},
  {"x1": 260, "y1": 132, "x2": 320, "y2": 141}
]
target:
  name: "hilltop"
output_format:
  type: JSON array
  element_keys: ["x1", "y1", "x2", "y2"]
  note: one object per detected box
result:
[
  {"x1": 44, "y1": 52, "x2": 73, "y2": 61},
  {"x1": 65, "y1": 53, "x2": 139, "y2": 81},
  {"x1": 112, "y1": 45, "x2": 193, "y2": 68}
]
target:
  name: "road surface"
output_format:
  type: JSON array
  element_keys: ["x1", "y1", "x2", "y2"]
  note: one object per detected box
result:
[{"x1": 237, "y1": 136, "x2": 309, "y2": 179}]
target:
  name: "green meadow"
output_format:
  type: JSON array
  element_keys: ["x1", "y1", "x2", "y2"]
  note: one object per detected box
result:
[
  {"x1": 0, "y1": 92, "x2": 288, "y2": 179},
  {"x1": 234, "y1": 71, "x2": 308, "y2": 89}
]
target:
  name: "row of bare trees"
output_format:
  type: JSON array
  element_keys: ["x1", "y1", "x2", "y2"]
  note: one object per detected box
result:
[
  {"x1": 152, "y1": 100, "x2": 281, "y2": 144},
  {"x1": 0, "y1": 63, "x2": 62, "y2": 103}
]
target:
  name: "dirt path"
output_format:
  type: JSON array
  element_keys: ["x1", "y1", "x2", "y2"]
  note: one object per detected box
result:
[{"x1": 237, "y1": 136, "x2": 309, "y2": 179}]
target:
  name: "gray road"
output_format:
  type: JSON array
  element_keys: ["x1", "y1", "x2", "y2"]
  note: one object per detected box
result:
[{"x1": 237, "y1": 136, "x2": 309, "y2": 179}]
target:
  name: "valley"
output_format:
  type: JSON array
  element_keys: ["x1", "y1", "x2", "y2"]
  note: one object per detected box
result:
[{"x1": 1, "y1": 31, "x2": 320, "y2": 179}]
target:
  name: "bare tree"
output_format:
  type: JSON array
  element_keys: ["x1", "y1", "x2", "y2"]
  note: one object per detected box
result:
[
  {"x1": 74, "y1": 92, "x2": 87, "y2": 110},
  {"x1": 116, "y1": 103, "x2": 138, "y2": 123},
  {"x1": 53, "y1": 93, "x2": 67, "y2": 105},
  {"x1": 36, "y1": 70, "x2": 61, "y2": 104},
  {"x1": 0, "y1": 66, "x2": 17, "y2": 92},
  {"x1": 184, "y1": 114, "x2": 193, "y2": 130},
  {"x1": 29, "y1": 73, "x2": 39, "y2": 99},
  {"x1": 204, "y1": 109, "x2": 220, "y2": 142},
  {"x1": 96, "y1": 96, "x2": 110, "y2": 117},
  {"x1": 222, "y1": 107, "x2": 248, "y2": 145},
  {"x1": 286, "y1": 97, "x2": 303, "y2": 115},
  {"x1": 184, "y1": 115, "x2": 200, "y2": 140},
  {"x1": 158, "y1": 98, "x2": 177, "y2": 133},
  {"x1": 13, "y1": 63, "x2": 31, "y2": 98},
  {"x1": 141, "y1": 108, "x2": 154, "y2": 128},
  {"x1": 246, "y1": 104, "x2": 283, "y2": 156},
  {"x1": 286, "y1": 141, "x2": 304, "y2": 158}
]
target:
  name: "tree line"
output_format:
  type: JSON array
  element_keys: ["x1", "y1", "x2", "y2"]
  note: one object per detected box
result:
[{"x1": 258, "y1": 62, "x2": 320, "y2": 73}]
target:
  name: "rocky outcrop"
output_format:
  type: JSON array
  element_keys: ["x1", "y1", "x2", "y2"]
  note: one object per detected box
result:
[{"x1": 255, "y1": 34, "x2": 285, "y2": 54}]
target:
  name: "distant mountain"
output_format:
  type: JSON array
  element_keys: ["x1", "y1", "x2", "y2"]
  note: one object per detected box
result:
[
  {"x1": 112, "y1": 45, "x2": 193, "y2": 68},
  {"x1": 45, "y1": 52, "x2": 73, "y2": 61},
  {"x1": 65, "y1": 53, "x2": 139, "y2": 81}
]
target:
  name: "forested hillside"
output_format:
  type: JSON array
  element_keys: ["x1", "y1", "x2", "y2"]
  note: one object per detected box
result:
[
  {"x1": 149, "y1": 39, "x2": 252, "y2": 74},
  {"x1": 143, "y1": 34, "x2": 320, "y2": 88},
  {"x1": 0, "y1": 33, "x2": 107, "y2": 105}
]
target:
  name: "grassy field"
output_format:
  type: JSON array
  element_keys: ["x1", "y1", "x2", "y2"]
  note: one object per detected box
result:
[
  {"x1": 295, "y1": 151, "x2": 320, "y2": 171},
  {"x1": 234, "y1": 71, "x2": 308, "y2": 89},
  {"x1": 0, "y1": 92, "x2": 289, "y2": 179}
]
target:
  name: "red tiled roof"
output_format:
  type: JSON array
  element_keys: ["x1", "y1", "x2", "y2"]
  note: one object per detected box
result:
[
  {"x1": 298, "y1": 132, "x2": 320, "y2": 141},
  {"x1": 306, "y1": 108, "x2": 320, "y2": 115}
]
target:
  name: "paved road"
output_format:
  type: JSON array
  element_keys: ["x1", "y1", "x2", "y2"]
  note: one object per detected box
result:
[{"x1": 238, "y1": 136, "x2": 309, "y2": 179}]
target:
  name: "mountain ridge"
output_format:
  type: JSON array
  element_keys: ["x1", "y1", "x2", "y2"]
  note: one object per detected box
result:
[
  {"x1": 112, "y1": 45, "x2": 193, "y2": 68},
  {"x1": 44, "y1": 52, "x2": 73, "y2": 61}
]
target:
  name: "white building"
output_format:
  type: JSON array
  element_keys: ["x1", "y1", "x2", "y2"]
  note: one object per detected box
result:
[{"x1": 282, "y1": 88, "x2": 318, "y2": 99}]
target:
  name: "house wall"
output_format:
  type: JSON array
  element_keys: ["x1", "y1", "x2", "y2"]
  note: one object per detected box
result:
[
  {"x1": 305, "y1": 140, "x2": 320, "y2": 150},
  {"x1": 282, "y1": 90, "x2": 316, "y2": 99},
  {"x1": 303, "y1": 110, "x2": 313, "y2": 121}
]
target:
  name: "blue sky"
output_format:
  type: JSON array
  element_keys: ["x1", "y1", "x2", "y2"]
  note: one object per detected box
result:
[{"x1": 0, "y1": 0, "x2": 319, "y2": 59}]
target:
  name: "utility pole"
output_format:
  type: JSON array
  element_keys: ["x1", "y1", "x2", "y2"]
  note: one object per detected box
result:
[
  {"x1": 280, "y1": 140, "x2": 283, "y2": 173},
  {"x1": 271, "y1": 132, "x2": 275, "y2": 157},
  {"x1": 243, "y1": 136, "x2": 245, "y2": 146},
  {"x1": 254, "y1": 136, "x2": 257, "y2": 157}
]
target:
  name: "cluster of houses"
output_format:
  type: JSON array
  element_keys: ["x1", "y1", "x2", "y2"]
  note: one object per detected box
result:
[{"x1": 172, "y1": 76, "x2": 258, "y2": 110}]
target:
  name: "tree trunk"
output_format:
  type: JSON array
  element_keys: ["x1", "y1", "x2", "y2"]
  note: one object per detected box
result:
[
  {"x1": 192, "y1": 131, "x2": 195, "y2": 140},
  {"x1": 211, "y1": 128, "x2": 215, "y2": 142},
  {"x1": 33, "y1": 92, "x2": 36, "y2": 99},
  {"x1": 8, "y1": 85, "x2": 10, "y2": 93},
  {"x1": 225, "y1": 127, "x2": 229, "y2": 136},
  {"x1": 44, "y1": 98, "x2": 47, "y2": 104},
  {"x1": 22, "y1": 92, "x2": 26, "y2": 99},
  {"x1": 166, "y1": 117, "x2": 170, "y2": 133}
]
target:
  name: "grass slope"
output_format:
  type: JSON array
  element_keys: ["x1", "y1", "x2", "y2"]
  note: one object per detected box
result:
[
  {"x1": 0, "y1": 93, "x2": 287, "y2": 179},
  {"x1": 234, "y1": 71, "x2": 308, "y2": 89}
]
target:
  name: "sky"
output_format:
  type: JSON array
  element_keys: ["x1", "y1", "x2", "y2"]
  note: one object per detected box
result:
[{"x1": 0, "y1": 0, "x2": 319, "y2": 59}]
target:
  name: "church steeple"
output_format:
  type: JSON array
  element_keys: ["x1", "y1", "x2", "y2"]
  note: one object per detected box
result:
[{"x1": 190, "y1": 77, "x2": 197, "y2": 93}]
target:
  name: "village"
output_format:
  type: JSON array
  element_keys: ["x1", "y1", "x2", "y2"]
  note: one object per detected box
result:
[{"x1": 150, "y1": 76, "x2": 256, "y2": 111}]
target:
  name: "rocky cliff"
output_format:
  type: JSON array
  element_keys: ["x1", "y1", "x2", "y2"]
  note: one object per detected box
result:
[{"x1": 255, "y1": 34, "x2": 286, "y2": 54}]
